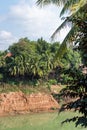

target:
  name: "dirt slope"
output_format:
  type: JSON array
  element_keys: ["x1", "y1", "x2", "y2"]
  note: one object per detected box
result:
[{"x1": 0, "y1": 91, "x2": 59, "y2": 116}]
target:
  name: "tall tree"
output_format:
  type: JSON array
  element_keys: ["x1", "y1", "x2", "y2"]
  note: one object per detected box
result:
[{"x1": 37, "y1": 0, "x2": 87, "y2": 57}]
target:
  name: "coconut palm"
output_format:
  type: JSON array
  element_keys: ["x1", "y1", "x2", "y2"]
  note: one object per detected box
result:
[{"x1": 37, "y1": 0, "x2": 87, "y2": 57}]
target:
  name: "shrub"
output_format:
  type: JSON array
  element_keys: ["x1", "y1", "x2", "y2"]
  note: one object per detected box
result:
[{"x1": 48, "y1": 79, "x2": 57, "y2": 85}]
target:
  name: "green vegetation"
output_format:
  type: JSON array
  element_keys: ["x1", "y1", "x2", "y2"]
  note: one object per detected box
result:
[
  {"x1": 0, "y1": 0, "x2": 87, "y2": 128},
  {"x1": 0, "y1": 111, "x2": 86, "y2": 130},
  {"x1": 37, "y1": 0, "x2": 87, "y2": 126},
  {"x1": 0, "y1": 83, "x2": 50, "y2": 94},
  {"x1": 37, "y1": 0, "x2": 87, "y2": 58},
  {"x1": 0, "y1": 37, "x2": 81, "y2": 90}
]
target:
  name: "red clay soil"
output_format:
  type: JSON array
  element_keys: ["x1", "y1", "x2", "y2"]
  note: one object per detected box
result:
[{"x1": 0, "y1": 91, "x2": 59, "y2": 116}]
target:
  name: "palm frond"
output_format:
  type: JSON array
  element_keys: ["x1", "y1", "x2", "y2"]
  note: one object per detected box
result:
[
  {"x1": 54, "y1": 25, "x2": 77, "y2": 60},
  {"x1": 36, "y1": 0, "x2": 68, "y2": 6},
  {"x1": 60, "y1": 0, "x2": 87, "y2": 17},
  {"x1": 60, "y1": 0, "x2": 81, "y2": 16},
  {"x1": 36, "y1": 0, "x2": 51, "y2": 6},
  {"x1": 51, "y1": 18, "x2": 72, "y2": 40},
  {"x1": 70, "y1": 0, "x2": 87, "y2": 13},
  {"x1": 51, "y1": 1, "x2": 87, "y2": 40},
  {"x1": 71, "y1": 1, "x2": 87, "y2": 19}
]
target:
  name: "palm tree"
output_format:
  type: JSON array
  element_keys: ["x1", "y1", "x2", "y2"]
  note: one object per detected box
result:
[
  {"x1": 8, "y1": 55, "x2": 25, "y2": 76},
  {"x1": 30, "y1": 55, "x2": 44, "y2": 78},
  {"x1": 37, "y1": 0, "x2": 87, "y2": 57}
]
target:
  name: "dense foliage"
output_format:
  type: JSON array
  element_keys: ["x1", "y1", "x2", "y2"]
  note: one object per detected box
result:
[{"x1": 0, "y1": 37, "x2": 81, "y2": 86}]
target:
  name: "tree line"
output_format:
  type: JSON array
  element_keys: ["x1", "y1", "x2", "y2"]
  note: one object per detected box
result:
[{"x1": 0, "y1": 37, "x2": 81, "y2": 85}]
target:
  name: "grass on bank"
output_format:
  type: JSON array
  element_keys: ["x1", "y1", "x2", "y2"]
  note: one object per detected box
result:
[
  {"x1": 0, "y1": 79, "x2": 65, "y2": 94},
  {"x1": 0, "y1": 83, "x2": 51, "y2": 94}
]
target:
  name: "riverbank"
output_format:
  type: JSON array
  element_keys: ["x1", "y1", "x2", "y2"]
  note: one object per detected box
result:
[{"x1": 0, "y1": 91, "x2": 59, "y2": 116}]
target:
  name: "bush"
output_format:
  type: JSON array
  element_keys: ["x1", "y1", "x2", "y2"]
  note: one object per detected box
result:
[
  {"x1": 0, "y1": 74, "x2": 3, "y2": 82},
  {"x1": 48, "y1": 79, "x2": 57, "y2": 85},
  {"x1": 61, "y1": 74, "x2": 73, "y2": 84}
]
